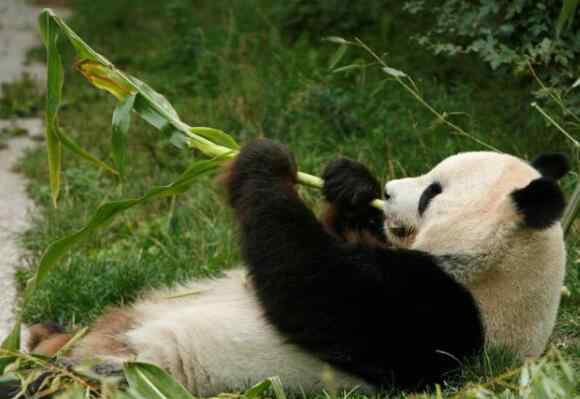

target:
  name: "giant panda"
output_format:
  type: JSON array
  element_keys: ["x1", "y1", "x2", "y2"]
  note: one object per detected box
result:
[{"x1": 26, "y1": 140, "x2": 569, "y2": 396}]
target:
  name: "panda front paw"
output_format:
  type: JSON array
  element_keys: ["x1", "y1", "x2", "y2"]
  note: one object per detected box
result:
[
  {"x1": 322, "y1": 158, "x2": 381, "y2": 210},
  {"x1": 223, "y1": 139, "x2": 298, "y2": 208}
]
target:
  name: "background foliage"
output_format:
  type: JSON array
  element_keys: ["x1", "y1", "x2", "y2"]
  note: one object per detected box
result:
[{"x1": 403, "y1": 0, "x2": 580, "y2": 109}]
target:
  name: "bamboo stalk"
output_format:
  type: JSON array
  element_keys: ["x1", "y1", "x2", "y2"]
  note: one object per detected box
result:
[{"x1": 562, "y1": 177, "x2": 580, "y2": 235}]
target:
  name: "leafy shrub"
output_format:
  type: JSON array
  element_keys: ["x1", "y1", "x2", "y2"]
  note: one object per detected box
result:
[{"x1": 403, "y1": 1, "x2": 580, "y2": 90}]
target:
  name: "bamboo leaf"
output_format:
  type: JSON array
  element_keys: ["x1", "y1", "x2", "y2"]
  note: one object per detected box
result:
[
  {"x1": 129, "y1": 77, "x2": 180, "y2": 121},
  {"x1": 244, "y1": 379, "x2": 272, "y2": 398},
  {"x1": 332, "y1": 64, "x2": 364, "y2": 73},
  {"x1": 382, "y1": 66, "x2": 407, "y2": 78},
  {"x1": 244, "y1": 377, "x2": 287, "y2": 399},
  {"x1": 169, "y1": 131, "x2": 190, "y2": 149},
  {"x1": 58, "y1": 128, "x2": 118, "y2": 176},
  {"x1": 562, "y1": 177, "x2": 579, "y2": 235},
  {"x1": 0, "y1": 322, "x2": 20, "y2": 374},
  {"x1": 41, "y1": 9, "x2": 106, "y2": 63},
  {"x1": 30, "y1": 157, "x2": 222, "y2": 292},
  {"x1": 76, "y1": 60, "x2": 134, "y2": 101},
  {"x1": 39, "y1": 11, "x2": 239, "y2": 160},
  {"x1": 112, "y1": 94, "x2": 136, "y2": 178},
  {"x1": 124, "y1": 362, "x2": 194, "y2": 399},
  {"x1": 37, "y1": 9, "x2": 386, "y2": 215},
  {"x1": 39, "y1": 10, "x2": 119, "y2": 206},
  {"x1": 39, "y1": 10, "x2": 64, "y2": 207},
  {"x1": 556, "y1": 0, "x2": 579, "y2": 37},
  {"x1": 190, "y1": 127, "x2": 239, "y2": 150},
  {"x1": 324, "y1": 36, "x2": 350, "y2": 45},
  {"x1": 328, "y1": 44, "x2": 348, "y2": 70},
  {"x1": 132, "y1": 93, "x2": 171, "y2": 131},
  {"x1": 45, "y1": 125, "x2": 62, "y2": 208}
]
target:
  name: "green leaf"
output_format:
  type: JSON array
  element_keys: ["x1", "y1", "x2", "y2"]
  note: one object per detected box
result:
[
  {"x1": 328, "y1": 44, "x2": 348, "y2": 70},
  {"x1": 52, "y1": 386, "x2": 88, "y2": 399},
  {"x1": 39, "y1": 10, "x2": 64, "y2": 207},
  {"x1": 324, "y1": 36, "x2": 350, "y2": 45},
  {"x1": 555, "y1": 350, "x2": 575, "y2": 383},
  {"x1": 556, "y1": 0, "x2": 579, "y2": 37},
  {"x1": 169, "y1": 131, "x2": 189, "y2": 149},
  {"x1": 45, "y1": 124, "x2": 62, "y2": 209},
  {"x1": 124, "y1": 362, "x2": 194, "y2": 399},
  {"x1": 132, "y1": 93, "x2": 171, "y2": 131},
  {"x1": 129, "y1": 77, "x2": 180, "y2": 121},
  {"x1": 58, "y1": 128, "x2": 118, "y2": 176},
  {"x1": 40, "y1": 9, "x2": 106, "y2": 63},
  {"x1": 244, "y1": 377, "x2": 287, "y2": 399},
  {"x1": 382, "y1": 66, "x2": 408, "y2": 78},
  {"x1": 112, "y1": 94, "x2": 136, "y2": 178},
  {"x1": 39, "y1": 10, "x2": 237, "y2": 161},
  {"x1": 76, "y1": 60, "x2": 135, "y2": 101},
  {"x1": 0, "y1": 321, "x2": 21, "y2": 374},
  {"x1": 190, "y1": 127, "x2": 239, "y2": 150},
  {"x1": 332, "y1": 64, "x2": 364, "y2": 73},
  {"x1": 29, "y1": 157, "x2": 222, "y2": 293}
]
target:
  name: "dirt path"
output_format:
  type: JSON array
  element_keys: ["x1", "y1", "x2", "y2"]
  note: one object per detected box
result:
[{"x1": 0, "y1": 0, "x2": 67, "y2": 342}]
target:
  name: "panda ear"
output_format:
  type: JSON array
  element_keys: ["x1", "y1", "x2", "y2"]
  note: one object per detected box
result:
[
  {"x1": 511, "y1": 177, "x2": 566, "y2": 229},
  {"x1": 531, "y1": 153, "x2": 570, "y2": 180}
]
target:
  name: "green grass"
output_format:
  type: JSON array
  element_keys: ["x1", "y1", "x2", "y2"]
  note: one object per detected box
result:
[
  {"x1": 0, "y1": 72, "x2": 43, "y2": 118},
  {"x1": 5, "y1": 0, "x2": 579, "y2": 397}
]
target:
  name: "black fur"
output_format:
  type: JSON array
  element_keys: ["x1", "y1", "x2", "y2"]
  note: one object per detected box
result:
[
  {"x1": 512, "y1": 177, "x2": 567, "y2": 229},
  {"x1": 418, "y1": 182, "x2": 442, "y2": 217},
  {"x1": 225, "y1": 139, "x2": 485, "y2": 390},
  {"x1": 322, "y1": 159, "x2": 385, "y2": 241},
  {"x1": 531, "y1": 153, "x2": 570, "y2": 180}
]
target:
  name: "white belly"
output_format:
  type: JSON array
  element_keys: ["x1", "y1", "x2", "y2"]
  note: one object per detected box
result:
[{"x1": 125, "y1": 270, "x2": 373, "y2": 396}]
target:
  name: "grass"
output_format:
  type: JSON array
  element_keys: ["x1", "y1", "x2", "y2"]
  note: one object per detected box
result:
[
  {"x1": 0, "y1": 72, "x2": 43, "y2": 118},
  {"x1": 4, "y1": 0, "x2": 579, "y2": 396}
]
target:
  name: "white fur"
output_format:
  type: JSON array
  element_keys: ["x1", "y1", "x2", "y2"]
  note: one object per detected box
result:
[
  {"x1": 383, "y1": 152, "x2": 566, "y2": 357},
  {"x1": 83, "y1": 270, "x2": 372, "y2": 396}
]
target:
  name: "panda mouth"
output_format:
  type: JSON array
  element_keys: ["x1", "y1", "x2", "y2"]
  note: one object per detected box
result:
[{"x1": 386, "y1": 221, "x2": 415, "y2": 239}]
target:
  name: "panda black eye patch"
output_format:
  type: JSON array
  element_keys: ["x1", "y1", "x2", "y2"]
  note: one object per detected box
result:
[{"x1": 418, "y1": 182, "x2": 442, "y2": 216}]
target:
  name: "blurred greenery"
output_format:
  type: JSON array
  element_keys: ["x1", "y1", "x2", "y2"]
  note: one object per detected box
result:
[
  {"x1": 3, "y1": 0, "x2": 578, "y2": 397},
  {"x1": 0, "y1": 73, "x2": 43, "y2": 118}
]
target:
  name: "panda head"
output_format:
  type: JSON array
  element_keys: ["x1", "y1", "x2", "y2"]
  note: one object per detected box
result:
[
  {"x1": 383, "y1": 152, "x2": 569, "y2": 254},
  {"x1": 383, "y1": 152, "x2": 570, "y2": 357}
]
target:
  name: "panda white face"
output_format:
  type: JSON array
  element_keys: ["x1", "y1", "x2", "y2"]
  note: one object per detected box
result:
[
  {"x1": 383, "y1": 152, "x2": 542, "y2": 253},
  {"x1": 381, "y1": 151, "x2": 569, "y2": 358}
]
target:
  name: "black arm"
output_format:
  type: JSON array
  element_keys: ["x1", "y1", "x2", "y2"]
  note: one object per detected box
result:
[{"x1": 223, "y1": 139, "x2": 484, "y2": 389}]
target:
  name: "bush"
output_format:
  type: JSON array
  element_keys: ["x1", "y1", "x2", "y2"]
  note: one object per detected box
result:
[{"x1": 403, "y1": 1, "x2": 580, "y2": 89}]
